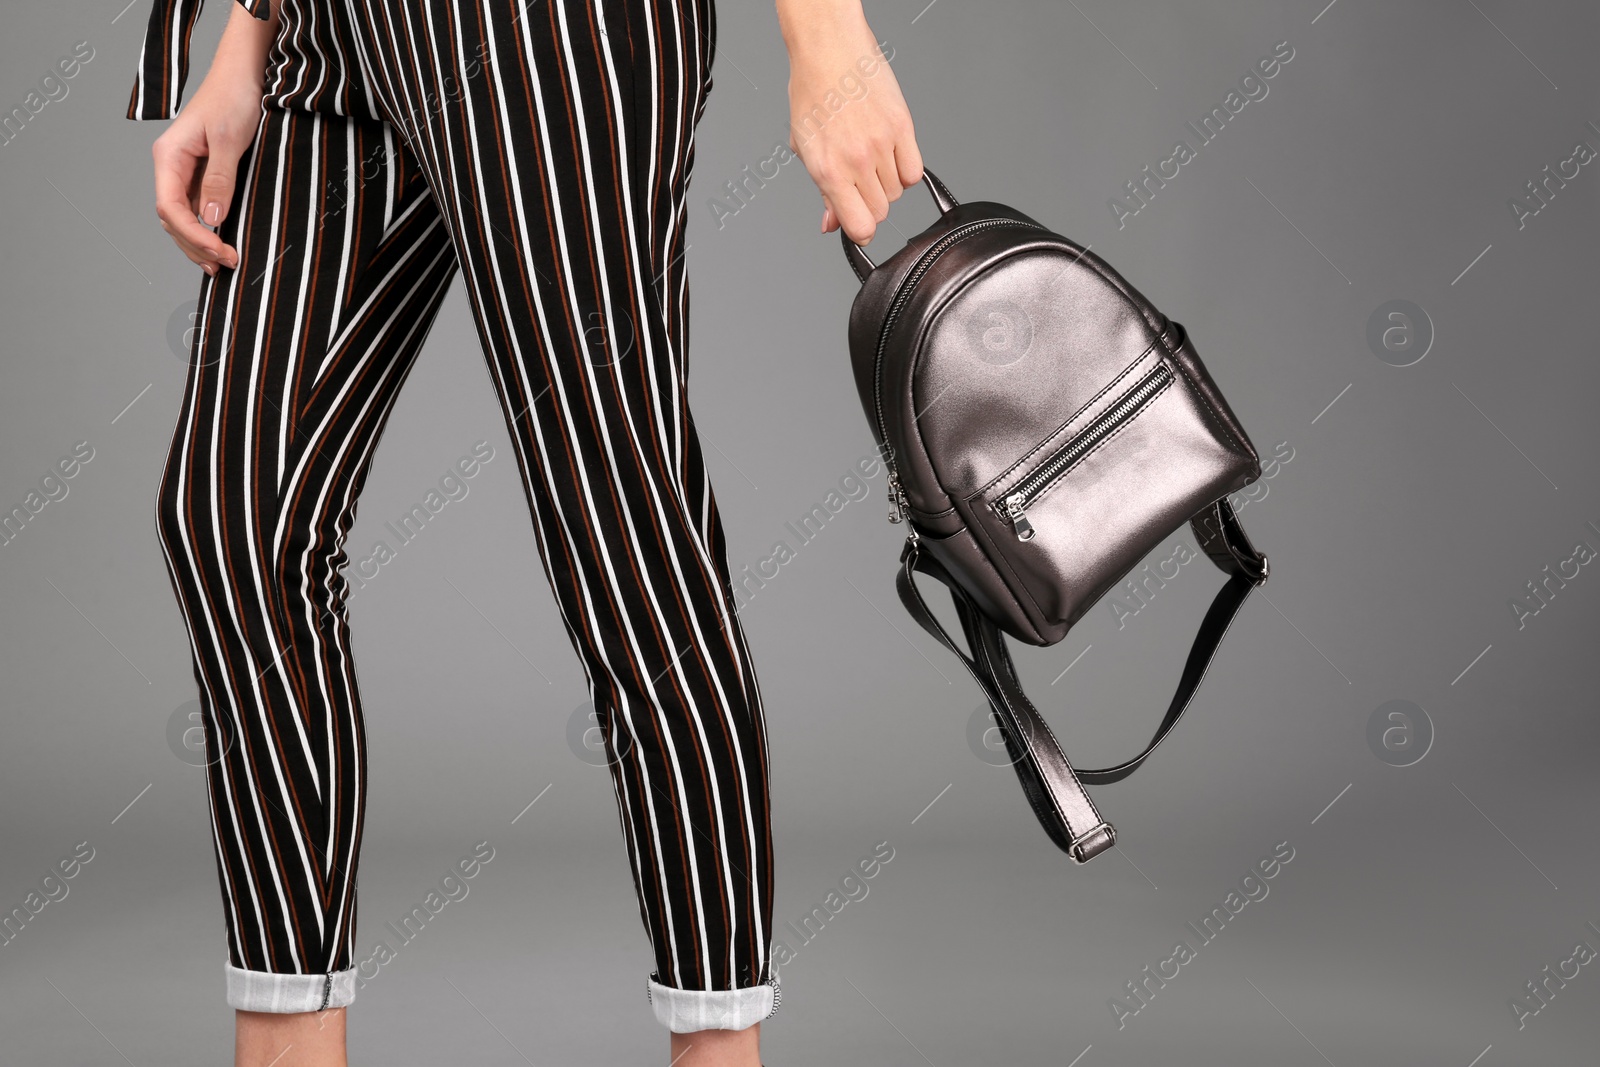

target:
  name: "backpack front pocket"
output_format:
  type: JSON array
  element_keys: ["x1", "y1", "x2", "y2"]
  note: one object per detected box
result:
[
  {"x1": 992, "y1": 361, "x2": 1173, "y2": 541},
  {"x1": 965, "y1": 348, "x2": 1250, "y2": 635}
]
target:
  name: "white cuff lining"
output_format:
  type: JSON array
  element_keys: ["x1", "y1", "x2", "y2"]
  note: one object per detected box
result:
[
  {"x1": 646, "y1": 972, "x2": 780, "y2": 1033},
  {"x1": 225, "y1": 962, "x2": 357, "y2": 1013}
]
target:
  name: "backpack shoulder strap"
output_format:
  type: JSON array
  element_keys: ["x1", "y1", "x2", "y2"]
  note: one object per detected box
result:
[{"x1": 893, "y1": 498, "x2": 1266, "y2": 861}]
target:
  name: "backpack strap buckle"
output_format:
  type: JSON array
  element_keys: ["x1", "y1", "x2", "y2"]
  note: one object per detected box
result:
[{"x1": 1068, "y1": 822, "x2": 1117, "y2": 864}]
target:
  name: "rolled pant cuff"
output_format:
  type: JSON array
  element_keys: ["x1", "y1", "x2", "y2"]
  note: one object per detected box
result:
[
  {"x1": 646, "y1": 972, "x2": 781, "y2": 1033},
  {"x1": 226, "y1": 962, "x2": 357, "y2": 1013}
]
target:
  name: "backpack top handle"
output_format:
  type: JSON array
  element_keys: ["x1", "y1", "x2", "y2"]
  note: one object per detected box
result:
[{"x1": 841, "y1": 168, "x2": 960, "y2": 283}]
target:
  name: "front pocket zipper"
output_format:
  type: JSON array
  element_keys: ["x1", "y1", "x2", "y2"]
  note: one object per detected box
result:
[{"x1": 994, "y1": 362, "x2": 1173, "y2": 540}]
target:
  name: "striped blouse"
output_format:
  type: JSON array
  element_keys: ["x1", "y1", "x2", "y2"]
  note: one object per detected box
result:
[{"x1": 126, "y1": 0, "x2": 272, "y2": 120}]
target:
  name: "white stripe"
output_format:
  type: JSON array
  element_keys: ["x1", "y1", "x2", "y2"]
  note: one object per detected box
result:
[
  {"x1": 317, "y1": 256, "x2": 457, "y2": 953},
  {"x1": 314, "y1": 181, "x2": 437, "y2": 382},
  {"x1": 287, "y1": 236, "x2": 458, "y2": 949},
  {"x1": 279, "y1": 0, "x2": 319, "y2": 104},
  {"x1": 299, "y1": 0, "x2": 337, "y2": 113},
  {"x1": 326, "y1": 120, "x2": 361, "y2": 349},
  {"x1": 382, "y1": 125, "x2": 398, "y2": 233},
  {"x1": 220, "y1": 113, "x2": 326, "y2": 954},
  {"x1": 559, "y1": 0, "x2": 740, "y2": 989},
  {"x1": 277, "y1": 113, "x2": 324, "y2": 491},
  {"x1": 155, "y1": 268, "x2": 253, "y2": 966},
  {"x1": 420, "y1": 0, "x2": 695, "y2": 984},
  {"x1": 131, "y1": 23, "x2": 151, "y2": 120},
  {"x1": 162, "y1": 110, "x2": 304, "y2": 972},
  {"x1": 166, "y1": 3, "x2": 185, "y2": 115},
  {"x1": 243, "y1": 115, "x2": 325, "y2": 801},
  {"x1": 587, "y1": 0, "x2": 769, "y2": 985}
]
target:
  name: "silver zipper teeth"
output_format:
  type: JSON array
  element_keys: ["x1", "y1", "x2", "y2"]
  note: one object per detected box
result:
[
  {"x1": 872, "y1": 218, "x2": 1046, "y2": 505},
  {"x1": 998, "y1": 362, "x2": 1173, "y2": 521}
]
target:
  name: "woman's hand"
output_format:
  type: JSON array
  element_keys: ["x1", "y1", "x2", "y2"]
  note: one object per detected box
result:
[
  {"x1": 778, "y1": 0, "x2": 922, "y2": 247},
  {"x1": 151, "y1": 2, "x2": 279, "y2": 275}
]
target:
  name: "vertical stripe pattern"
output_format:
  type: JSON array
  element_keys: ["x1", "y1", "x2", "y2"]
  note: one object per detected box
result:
[
  {"x1": 127, "y1": 0, "x2": 274, "y2": 121},
  {"x1": 151, "y1": 0, "x2": 777, "y2": 1015}
]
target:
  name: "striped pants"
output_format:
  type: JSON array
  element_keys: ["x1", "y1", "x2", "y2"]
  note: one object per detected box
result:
[{"x1": 154, "y1": 0, "x2": 777, "y2": 1031}]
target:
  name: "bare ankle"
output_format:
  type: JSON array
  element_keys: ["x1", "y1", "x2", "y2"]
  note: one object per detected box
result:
[
  {"x1": 235, "y1": 1007, "x2": 348, "y2": 1067},
  {"x1": 669, "y1": 1021, "x2": 761, "y2": 1067}
]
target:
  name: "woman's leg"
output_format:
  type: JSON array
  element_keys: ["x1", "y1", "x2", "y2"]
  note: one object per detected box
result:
[
  {"x1": 671, "y1": 1026, "x2": 762, "y2": 1067},
  {"x1": 344, "y1": 0, "x2": 777, "y2": 1054},
  {"x1": 155, "y1": 99, "x2": 457, "y2": 1060},
  {"x1": 236, "y1": 1008, "x2": 347, "y2": 1067}
]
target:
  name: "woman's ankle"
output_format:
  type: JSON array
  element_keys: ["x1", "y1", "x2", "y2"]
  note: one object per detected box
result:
[
  {"x1": 669, "y1": 1021, "x2": 761, "y2": 1067},
  {"x1": 235, "y1": 1007, "x2": 348, "y2": 1067}
]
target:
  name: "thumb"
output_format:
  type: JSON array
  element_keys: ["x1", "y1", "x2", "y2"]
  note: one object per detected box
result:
[{"x1": 198, "y1": 132, "x2": 249, "y2": 229}]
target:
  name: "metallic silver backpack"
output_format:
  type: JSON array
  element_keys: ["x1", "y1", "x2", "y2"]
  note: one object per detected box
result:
[{"x1": 843, "y1": 170, "x2": 1270, "y2": 862}]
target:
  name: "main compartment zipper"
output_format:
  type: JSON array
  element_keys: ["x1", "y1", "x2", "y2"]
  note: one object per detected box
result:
[
  {"x1": 873, "y1": 217, "x2": 1046, "y2": 523},
  {"x1": 994, "y1": 362, "x2": 1173, "y2": 540}
]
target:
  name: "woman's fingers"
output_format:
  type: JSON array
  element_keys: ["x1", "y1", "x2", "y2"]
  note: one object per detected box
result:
[
  {"x1": 153, "y1": 126, "x2": 241, "y2": 273},
  {"x1": 782, "y1": 15, "x2": 924, "y2": 248},
  {"x1": 197, "y1": 118, "x2": 252, "y2": 231},
  {"x1": 816, "y1": 165, "x2": 875, "y2": 246},
  {"x1": 154, "y1": 139, "x2": 232, "y2": 272},
  {"x1": 841, "y1": 154, "x2": 891, "y2": 246},
  {"x1": 815, "y1": 116, "x2": 925, "y2": 243},
  {"x1": 894, "y1": 122, "x2": 924, "y2": 191},
  {"x1": 874, "y1": 149, "x2": 904, "y2": 212}
]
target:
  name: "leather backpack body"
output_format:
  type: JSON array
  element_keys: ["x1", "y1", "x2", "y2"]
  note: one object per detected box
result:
[{"x1": 842, "y1": 170, "x2": 1270, "y2": 862}]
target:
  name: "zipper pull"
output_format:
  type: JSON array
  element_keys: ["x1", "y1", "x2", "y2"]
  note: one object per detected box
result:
[
  {"x1": 1002, "y1": 493, "x2": 1035, "y2": 540},
  {"x1": 886, "y1": 466, "x2": 907, "y2": 524}
]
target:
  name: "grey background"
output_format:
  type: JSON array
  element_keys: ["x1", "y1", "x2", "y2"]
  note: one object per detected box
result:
[{"x1": 3, "y1": 0, "x2": 1598, "y2": 1063}]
